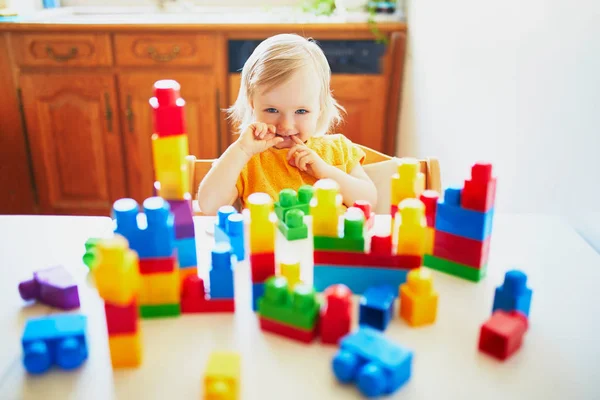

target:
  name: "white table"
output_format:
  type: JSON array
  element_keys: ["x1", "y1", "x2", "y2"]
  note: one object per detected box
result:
[{"x1": 0, "y1": 214, "x2": 599, "y2": 400}]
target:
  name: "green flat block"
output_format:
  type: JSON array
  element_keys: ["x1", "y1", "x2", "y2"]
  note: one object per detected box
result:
[
  {"x1": 140, "y1": 304, "x2": 181, "y2": 318},
  {"x1": 314, "y1": 235, "x2": 365, "y2": 252},
  {"x1": 424, "y1": 254, "x2": 487, "y2": 282},
  {"x1": 258, "y1": 276, "x2": 319, "y2": 330},
  {"x1": 274, "y1": 186, "x2": 313, "y2": 221},
  {"x1": 278, "y1": 220, "x2": 308, "y2": 241}
]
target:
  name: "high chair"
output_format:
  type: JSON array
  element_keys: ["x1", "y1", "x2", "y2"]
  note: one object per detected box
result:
[{"x1": 186, "y1": 145, "x2": 441, "y2": 216}]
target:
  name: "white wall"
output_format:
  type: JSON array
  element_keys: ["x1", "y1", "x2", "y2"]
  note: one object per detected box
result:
[{"x1": 398, "y1": 0, "x2": 600, "y2": 215}]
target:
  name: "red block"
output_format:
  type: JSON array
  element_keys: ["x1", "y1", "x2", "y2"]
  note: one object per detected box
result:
[
  {"x1": 420, "y1": 190, "x2": 439, "y2": 227},
  {"x1": 259, "y1": 316, "x2": 317, "y2": 344},
  {"x1": 478, "y1": 310, "x2": 528, "y2": 361},
  {"x1": 314, "y1": 251, "x2": 422, "y2": 270},
  {"x1": 462, "y1": 162, "x2": 497, "y2": 212},
  {"x1": 320, "y1": 284, "x2": 352, "y2": 345},
  {"x1": 353, "y1": 200, "x2": 375, "y2": 230},
  {"x1": 149, "y1": 80, "x2": 186, "y2": 137},
  {"x1": 104, "y1": 300, "x2": 139, "y2": 335},
  {"x1": 433, "y1": 230, "x2": 491, "y2": 268},
  {"x1": 139, "y1": 255, "x2": 177, "y2": 274},
  {"x1": 390, "y1": 204, "x2": 398, "y2": 216},
  {"x1": 370, "y1": 233, "x2": 392, "y2": 255},
  {"x1": 180, "y1": 275, "x2": 234, "y2": 314},
  {"x1": 250, "y1": 252, "x2": 276, "y2": 283}
]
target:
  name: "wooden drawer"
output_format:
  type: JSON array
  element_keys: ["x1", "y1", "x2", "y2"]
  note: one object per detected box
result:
[
  {"x1": 11, "y1": 33, "x2": 112, "y2": 67},
  {"x1": 114, "y1": 33, "x2": 216, "y2": 67}
]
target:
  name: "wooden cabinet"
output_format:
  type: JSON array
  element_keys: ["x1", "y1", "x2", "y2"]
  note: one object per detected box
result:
[{"x1": 19, "y1": 73, "x2": 127, "y2": 215}]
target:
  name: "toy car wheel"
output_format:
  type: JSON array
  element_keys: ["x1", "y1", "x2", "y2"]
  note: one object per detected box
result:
[
  {"x1": 23, "y1": 340, "x2": 51, "y2": 374},
  {"x1": 357, "y1": 362, "x2": 386, "y2": 397},
  {"x1": 332, "y1": 350, "x2": 359, "y2": 383},
  {"x1": 56, "y1": 337, "x2": 86, "y2": 370}
]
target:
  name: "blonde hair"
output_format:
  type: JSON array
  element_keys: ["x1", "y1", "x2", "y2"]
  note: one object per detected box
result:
[{"x1": 227, "y1": 34, "x2": 344, "y2": 136}]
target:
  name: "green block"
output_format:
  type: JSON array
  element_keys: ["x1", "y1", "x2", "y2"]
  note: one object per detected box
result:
[
  {"x1": 140, "y1": 304, "x2": 181, "y2": 318},
  {"x1": 274, "y1": 186, "x2": 314, "y2": 221},
  {"x1": 314, "y1": 235, "x2": 365, "y2": 252},
  {"x1": 82, "y1": 237, "x2": 100, "y2": 269},
  {"x1": 278, "y1": 209, "x2": 308, "y2": 240},
  {"x1": 258, "y1": 276, "x2": 319, "y2": 330},
  {"x1": 424, "y1": 254, "x2": 487, "y2": 282}
]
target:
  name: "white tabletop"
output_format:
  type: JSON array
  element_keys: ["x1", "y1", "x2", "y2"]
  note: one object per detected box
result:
[{"x1": 0, "y1": 214, "x2": 599, "y2": 400}]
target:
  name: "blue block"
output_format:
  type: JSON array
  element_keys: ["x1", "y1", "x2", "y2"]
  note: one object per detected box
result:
[
  {"x1": 175, "y1": 237, "x2": 197, "y2": 268},
  {"x1": 314, "y1": 265, "x2": 409, "y2": 295},
  {"x1": 113, "y1": 197, "x2": 175, "y2": 258},
  {"x1": 214, "y1": 208, "x2": 246, "y2": 262},
  {"x1": 21, "y1": 314, "x2": 88, "y2": 375},
  {"x1": 209, "y1": 243, "x2": 234, "y2": 299},
  {"x1": 435, "y1": 187, "x2": 494, "y2": 241},
  {"x1": 332, "y1": 327, "x2": 412, "y2": 397},
  {"x1": 492, "y1": 270, "x2": 532, "y2": 317},
  {"x1": 252, "y1": 282, "x2": 265, "y2": 311},
  {"x1": 359, "y1": 285, "x2": 396, "y2": 331}
]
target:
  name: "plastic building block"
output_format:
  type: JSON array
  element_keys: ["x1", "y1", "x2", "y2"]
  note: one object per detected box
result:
[
  {"x1": 104, "y1": 300, "x2": 139, "y2": 335},
  {"x1": 462, "y1": 162, "x2": 496, "y2": 212},
  {"x1": 258, "y1": 316, "x2": 317, "y2": 343},
  {"x1": 279, "y1": 259, "x2": 301, "y2": 291},
  {"x1": 433, "y1": 230, "x2": 491, "y2": 268},
  {"x1": 420, "y1": 190, "x2": 439, "y2": 227},
  {"x1": 313, "y1": 265, "x2": 410, "y2": 294},
  {"x1": 332, "y1": 327, "x2": 413, "y2": 397},
  {"x1": 82, "y1": 237, "x2": 99, "y2": 269},
  {"x1": 391, "y1": 157, "x2": 425, "y2": 208},
  {"x1": 152, "y1": 134, "x2": 190, "y2": 199},
  {"x1": 320, "y1": 284, "x2": 352, "y2": 345},
  {"x1": 311, "y1": 179, "x2": 343, "y2": 237},
  {"x1": 395, "y1": 198, "x2": 426, "y2": 256},
  {"x1": 19, "y1": 265, "x2": 80, "y2": 310},
  {"x1": 492, "y1": 270, "x2": 532, "y2": 317},
  {"x1": 21, "y1": 314, "x2": 88, "y2": 374},
  {"x1": 359, "y1": 285, "x2": 396, "y2": 331},
  {"x1": 139, "y1": 271, "x2": 180, "y2": 305},
  {"x1": 278, "y1": 209, "x2": 308, "y2": 241},
  {"x1": 209, "y1": 243, "x2": 234, "y2": 299},
  {"x1": 435, "y1": 187, "x2": 494, "y2": 241},
  {"x1": 248, "y1": 193, "x2": 276, "y2": 254},
  {"x1": 478, "y1": 310, "x2": 528, "y2": 361},
  {"x1": 149, "y1": 79, "x2": 186, "y2": 137},
  {"x1": 353, "y1": 200, "x2": 375, "y2": 230},
  {"x1": 91, "y1": 235, "x2": 140, "y2": 306},
  {"x1": 274, "y1": 185, "x2": 314, "y2": 222},
  {"x1": 108, "y1": 331, "x2": 143, "y2": 368},
  {"x1": 399, "y1": 268, "x2": 438, "y2": 326},
  {"x1": 251, "y1": 282, "x2": 265, "y2": 311},
  {"x1": 314, "y1": 207, "x2": 366, "y2": 252},
  {"x1": 113, "y1": 197, "x2": 176, "y2": 259},
  {"x1": 250, "y1": 252, "x2": 275, "y2": 283},
  {"x1": 139, "y1": 254, "x2": 177, "y2": 274},
  {"x1": 140, "y1": 304, "x2": 181, "y2": 318},
  {"x1": 424, "y1": 227, "x2": 435, "y2": 255},
  {"x1": 370, "y1": 232, "x2": 392, "y2": 254},
  {"x1": 423, "y1": 255, "x2": 487, "y2": 282},
  {"x1": 214, "y1": 206, "x2": 246, "y2": 261},
  {"x1": 167, "y1": 195, "x2": 195, "y2": 239},
  {"x1": 314, "y1": 251, "x2": 422, "y2": 269},
  {"x1": 179, "y1": 266, "x2": 198, "y2": 284},
  {"x1": 258, "y1": 276, "x2": 320, "y2": 331},
  {"x1": 175, "y1": 236, "x2": 197, "y2": 268},
  {"x1": 204, "y1": 351, "x2": 240, "y2": 400},
  {"x1": 181, "y1": 275, "x2": 235, "y2": 313}
]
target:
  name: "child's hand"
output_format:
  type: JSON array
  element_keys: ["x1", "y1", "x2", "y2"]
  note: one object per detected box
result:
[
  {"x1": 286, "y1": 136, "x2": 331, "y2": 179},
  {"x1": 236, "y1": 122, "x2": 284, "y2": 158}
]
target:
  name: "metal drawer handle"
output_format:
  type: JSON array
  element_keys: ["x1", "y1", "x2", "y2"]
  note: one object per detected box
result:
[
  {"x1": 46, "y1": 45, "x2": 78, "y2": 62},
  {"x1": 125, "y1": 95, "x2": 134, "y2": 133},
  {"x1": 104, "y1": 93, "x2": 113, "y2": 133},
  {"x1": 147, "y1": 45, "x2": 180, "y2": 62}
]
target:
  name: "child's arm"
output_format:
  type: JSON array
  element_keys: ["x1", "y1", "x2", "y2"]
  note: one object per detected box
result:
[{"x1": 197, "y1": 123, "x2": 283, "y2": 215}]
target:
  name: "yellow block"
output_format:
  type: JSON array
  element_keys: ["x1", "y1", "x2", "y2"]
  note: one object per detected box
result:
[
  {"x1": 396, "y1": 198, "x2": 426, "y2": 256},
  {"x1": 279, "y1": 260, "x2": 301, "y2": 291},
  {"x1": 247, "y1": 192, "x2": 273, "y2": 222},
  {"x1": 391, "y1": 158, "x2": 425, "y2": 206},
  {"x1": 204, "y1": 351, "x2": 240, "y2": 400},
  {"x1": 400, "y1": 268, "x2": 438, "y2": 326},
  {"x1": 311, "y1": 179, "x2": 342, "y2": 237},
  {"x1": 109, "y1": 331, "x2": 143, "y2": 368},
  {"x1": 154, "y1": 166, "x2": 189, "y2": 199},
  {"x1": 152, "y1": 133, "x2": 189, "y2": 174},
  {"x1": 139, "y1": 271, "x2": 180, "y2": 305},
  {"x1": 424, "y1": 226, "x2": 435, "y2": 255},
  {"x1": 92, "y1": 235, "x2": 140, "y2": 306},
  {"x1": 249, "y1": 217, "x2": 275, "y2": 254}
]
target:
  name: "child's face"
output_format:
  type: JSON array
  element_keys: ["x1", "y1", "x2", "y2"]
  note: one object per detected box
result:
[{"x1": 252, "y1": 66, "x2": 321, "y2": 149}]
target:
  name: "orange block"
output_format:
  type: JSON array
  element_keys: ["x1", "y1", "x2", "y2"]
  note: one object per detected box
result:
[
  {"x1": 400, "y1": 268, "x2": 438, "y2": 326},
  {"x1": 108, "y1": 331, "x2": 143, "y2": 368}
]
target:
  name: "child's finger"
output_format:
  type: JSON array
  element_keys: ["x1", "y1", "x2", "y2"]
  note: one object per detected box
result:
[
  {"x1": 268, "y1": 124, "x2": 277, "y2": 134},
  {"x1": 286, "y1": 145, "x2": 302, "y2": 160},
  {"x1": 297, "y1": 152, "x2": 310, "y2": 171},
  {"x1": 266, "y1": 136, "x2": 284, "y2": 148},
  {"x1": 291, "y1": 136, "x2": 305, "y2": 145}
]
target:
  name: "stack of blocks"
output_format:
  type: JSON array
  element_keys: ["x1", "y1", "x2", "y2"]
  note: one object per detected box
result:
[
  {"x1": 113, "y1": 197, "x2": 181, "y2": 318},
  {"x1": 91, "y1": 235, "x2": 143, "y2": 368},
  {"x1": 424, "y1": 162, "x2": 496, "y2": 282},
  {"x1": 390, "y1": 158, "x2": 426, "y2": 223},
  {"x1": 313, "y1": 179, "x2": 422, "y2": 294},
  {"x1": 248, "y1": 193, "x2": 277, "y2": 310},
  {"x1": 275, "y1": 186, "x2": 313, "y2": 241},
  {"x1": 214, "y1": 205, "x2": 245, "y2": 261},
  {"x1": 149, "y1": 79, "x2": 198, "y2": 283}
]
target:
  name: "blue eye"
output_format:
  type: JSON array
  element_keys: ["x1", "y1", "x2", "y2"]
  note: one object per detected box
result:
[
  {"x1": 296, "y1": 109, "x2": 309, "y2": 114},
  {"x1": 265, "y1": 108, "x2": 278, "y2": 113}
]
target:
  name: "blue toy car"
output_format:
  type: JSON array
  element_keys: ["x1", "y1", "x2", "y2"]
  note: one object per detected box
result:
[{"x1": 332, "y1": 327, "x2": 413, "y2": 397}]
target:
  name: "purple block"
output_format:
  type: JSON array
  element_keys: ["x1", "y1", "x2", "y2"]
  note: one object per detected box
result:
[
  {"x1": 19, "y1": 266, "x2": 80, "y2": 310},
  {"x1": 168, "y1": 198, "x2": 195, "y2": 239}
]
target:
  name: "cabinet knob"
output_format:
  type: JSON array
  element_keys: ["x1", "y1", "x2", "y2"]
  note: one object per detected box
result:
[{"x1": 45, "y1": 45, "x2": 79, "y2": 62}]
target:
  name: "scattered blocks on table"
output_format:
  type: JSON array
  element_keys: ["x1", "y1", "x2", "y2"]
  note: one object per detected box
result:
[
  {"x1": 359, "y1": 285, "x2": 396, "y2": 331},
  {"x1": 424, "y1": 254, "x2": 487, "y2": 282},
  {"x1": 320, "y1": 284, "x2": 352, "y2": 345},
  {"x1": 492, "y1": 270, "x2": 532, "y2": 317},
  {"x1": 311, "y1": 179, "x2": 343, "y2": 237},
  {"x1": 279, "y1": 259, "x2": 301, "y2": 291},
  {"x1": 21, "y1": 314, "x2": 88, "y2": 374},
  {"x1": 19, "y1": 265, "x2": 80, "y2": 310},
  {"x1": 395, "y1": 198, "x2": 427, "y2": 256},
  {"x1": 462, "y1": 162, "x2": 496, "y2": 212},
  {"x1": 108, "y1": 331, "x2": 143, "y2": 368},
  {"x1": 209, "y1": 242, "x2": 234, "y2": 299},
  {"x1": 400, "y1": 268, "x2": 438, "y2": 327},
  {"x1": 478, "y1": 310, "x2": 528, "y2": 361},
  {"x1": 215, "y1": 206, "x2": 246, "y2": 261},
  {"x1": 278, "y1": 209, "x2": 308, "y2": 241},
  {"x1": 204, "y1": 351, "x2": 241, "y2": 400},
  {"x1": 181, "y1": 275, "x2": 235, "y2": 313},
  {"x1": 332, "y1": 326, "x2": 413, "y2": 398},
  {"x1": 274, "y1": 185, "x2": 314, "y2": 222}
]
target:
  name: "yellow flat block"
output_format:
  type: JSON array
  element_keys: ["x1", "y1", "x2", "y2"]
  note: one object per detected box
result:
[
  {"x1": 399, "y1": 268, "x2": 438, "y2": 326},
  {"x1": 152, "y1": 133, "x2": 189, "y2": 174},
  {"x1": 139, "y1": 271, "x2": 180, "y2": 305},
  {"x1": 109, "y1": 331, "x2": 143, "y2": 368},
  {"x1": 204, "y1": 351, "x2": 240, "y2": 400}
]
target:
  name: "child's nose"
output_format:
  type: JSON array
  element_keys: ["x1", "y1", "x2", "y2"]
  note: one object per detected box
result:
[{"x1": 277, "y1": 117, "x2": 295, "y2": 135}]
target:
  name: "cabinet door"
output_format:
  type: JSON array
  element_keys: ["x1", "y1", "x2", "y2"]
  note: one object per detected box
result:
[
  {"x1": 20, "y1": 73, "x2": 126, "y2": 215},
  {"x1": 118, "y1": 72, "x2": 219, "y2": 203}
]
